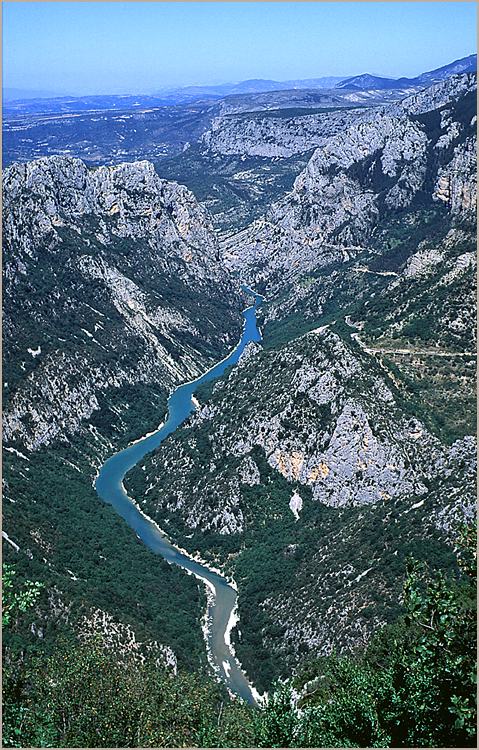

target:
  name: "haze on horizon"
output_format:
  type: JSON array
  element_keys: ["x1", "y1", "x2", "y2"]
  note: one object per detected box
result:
[{"x1": 3, "y1": 1, "x2": 476, "y2": 97}]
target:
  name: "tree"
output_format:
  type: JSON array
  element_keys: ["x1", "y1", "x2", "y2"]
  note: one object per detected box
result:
[
  {"x1": 2, "y1": 565, "x2": 44, "y2": 747},
  {"x1": 388, "y1": 522, "x2": 477, "y2": 747},
  {"x1": 2, "y1": 564, "x2": 43, "y2": 628},
  {"x1": 257, "y1": 520, "x2": 477, "y2": 748}
]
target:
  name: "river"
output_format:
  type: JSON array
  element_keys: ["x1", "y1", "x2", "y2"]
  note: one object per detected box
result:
[{"x1": 95, "y1": 288, "x2": 263, "y2": 705}]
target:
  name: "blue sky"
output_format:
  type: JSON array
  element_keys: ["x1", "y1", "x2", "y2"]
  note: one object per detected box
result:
[{"x1": 3, "y1": 2, "x2": 476, "y2": 95}]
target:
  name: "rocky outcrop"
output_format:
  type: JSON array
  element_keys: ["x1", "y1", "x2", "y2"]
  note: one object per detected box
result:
[
  {"x1": 403, "y1": 245, "x2": 445, "y2": 278},
  {"x1": 201, "y1": 108, "x2": 365, "y2": 158},
  {"x1": 3, "y1": 156, "x2": 242, "y2": 453},
  {"x1": 434, "y1": 137, "x2": 476, "y2": 216},
  {"x1": 222, "y1": 74, "x2": 476, "y2": 293},
  {"x1": 3, "y1": 156, "x2": 222, "y2": 283},
  {"x1": 397, "y1": 73, "x2": 476, "y2": 115},
  {"x1": 79, "y1": 607, "x2": 178, "y2": 672}
]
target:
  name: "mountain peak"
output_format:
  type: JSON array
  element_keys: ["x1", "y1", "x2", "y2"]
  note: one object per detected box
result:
[{"x1": 336, "y1": 73, "x2": 399, "y2": 90}]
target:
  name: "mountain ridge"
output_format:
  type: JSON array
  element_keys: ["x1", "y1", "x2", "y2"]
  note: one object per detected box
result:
[{"x1": 337, "y1": 53, "x2": 476, "y2": 91}]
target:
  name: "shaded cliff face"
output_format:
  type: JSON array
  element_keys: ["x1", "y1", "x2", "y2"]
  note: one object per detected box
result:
[
  {"x1": 223, "y1": 74, "x2": 476, "y2": 293},
  {"x1": 2, "y1": 155, "x2": 243, "y2": 668},
  {"x1": 3, "y1": 156, "x2": 242, "y2": 453}
]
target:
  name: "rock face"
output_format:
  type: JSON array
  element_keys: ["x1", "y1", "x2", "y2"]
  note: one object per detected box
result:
[
  {"x1": 4, "y1": 156, "x2": 223, "y2": 286},
  {"x1": 201, "y1": 108, "x2": 365, "y2": 158},
  {"x1": 223, "y1": 74, "x2": 476, "y2": 293},
  {"x1": 434, "y1": 137, "x2": 476, "y2": 215},
  {"x1": 3, "y1": 156, "x2": 242, "y2": 453}
]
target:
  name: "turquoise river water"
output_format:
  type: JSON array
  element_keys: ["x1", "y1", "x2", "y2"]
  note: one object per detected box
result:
[{"x1": 95, "y1": 289, "x2": 263, "y2": 705}]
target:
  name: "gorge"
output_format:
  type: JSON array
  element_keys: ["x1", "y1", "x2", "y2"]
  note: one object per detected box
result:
[{"x1": 3, "y1": 57, "x2": 476, "y2": 748}]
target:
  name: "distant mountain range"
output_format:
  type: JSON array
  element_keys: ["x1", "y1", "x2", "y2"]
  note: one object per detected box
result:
[
  {"x1": 336, "y1": 53, "x2": 476, "y2": 90},
  {"x1": 156, "y1": 76, "x2": 347, "y2": 99},
  {"x1": 4, "y1": 54, "x2": 476, "y2": 108},
  {"x1": 3, "y1": 87, "x2": 71, "y2": 102}
]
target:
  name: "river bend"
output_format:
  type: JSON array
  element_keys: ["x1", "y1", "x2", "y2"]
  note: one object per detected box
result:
[{"x1": 95, "y1": 289, "x2": 263, "y2": 704}]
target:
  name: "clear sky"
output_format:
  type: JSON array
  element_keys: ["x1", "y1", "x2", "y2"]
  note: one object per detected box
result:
[{"x1": 3, "y1": 1, "x2": 476, "y2": 95}]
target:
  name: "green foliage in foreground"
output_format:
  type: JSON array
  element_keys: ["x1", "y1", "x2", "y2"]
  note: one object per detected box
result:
[
  {"x1": 2, "y1": 641, "x2": 255, "y2": 748},
  {"x1": 3, "y1": 523, "x2": 476, "y2": 747},
  {"x1": 2, "y1": 564, "x2": 43, "y2": 628},
  {"x1": 260, "y1": 522, "x2": 477, "y2": 749}
]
